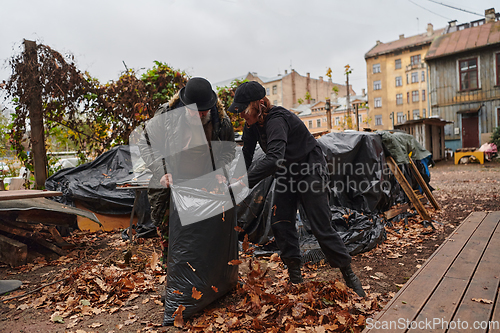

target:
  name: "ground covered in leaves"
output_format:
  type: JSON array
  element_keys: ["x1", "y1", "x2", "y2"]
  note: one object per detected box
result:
[{"x1": 0, "y1": 160, "x2": 499, "y2": 332}]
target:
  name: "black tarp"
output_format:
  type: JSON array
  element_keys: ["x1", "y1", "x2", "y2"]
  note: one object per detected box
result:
[
  {"x1": 317, "y1": 132, "x2": 392, "y2": 214},
  {"x1": 45, "y1": 146, "x2": 154, "y2": 234}
]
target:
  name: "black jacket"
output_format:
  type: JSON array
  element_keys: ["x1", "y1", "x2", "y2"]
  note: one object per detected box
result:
[{"x1": 138, "y1": 92, "x2": 235, "y2": 182}]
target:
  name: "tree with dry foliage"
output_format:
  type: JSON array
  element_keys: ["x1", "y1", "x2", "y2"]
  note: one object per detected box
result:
[{"x1": 2, "y1": 41, "x2": 187, "y2": 187}]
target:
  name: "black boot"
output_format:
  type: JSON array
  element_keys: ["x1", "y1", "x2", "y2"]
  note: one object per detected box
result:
[
  {"x1": 340, "y1": 264, "x2": 366, "y2": 297},
  {"x1": 283, "y1": 258, "x2": 303, "y2": 284}
]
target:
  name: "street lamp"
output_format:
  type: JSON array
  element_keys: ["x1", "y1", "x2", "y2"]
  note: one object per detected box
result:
[{"x1": 325, "y1": 99, "x2": 331, "y2": 131}]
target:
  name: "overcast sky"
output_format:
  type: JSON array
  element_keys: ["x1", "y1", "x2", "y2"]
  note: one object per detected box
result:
[{"x1": 0, "y1": 0, "x2": 497, "y2": 100}]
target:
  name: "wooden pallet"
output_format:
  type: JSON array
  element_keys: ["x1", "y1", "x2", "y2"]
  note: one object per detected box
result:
[{"x1": 364, "y1": 211, "x2": 500, "y2": 333}]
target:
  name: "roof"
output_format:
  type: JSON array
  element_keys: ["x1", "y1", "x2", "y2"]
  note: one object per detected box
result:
[
  {"x1": 365, "y1": 28, "x2": 445, "y2": 58},
  {"x1": 394, "y1": 117, "x2": 451, "y2": 127},
  {"x1": 212, "y1": 75, "x2": 247, "y2": 89},
  {"x1": 426, "y1": 20, "x2": 500, "y2": 60},
  {"x1": 333, "y1": 95, "x2": 368, "y2": 111},
  {"x1": 290, "y1": 104, "x2": 313, "y2": 117}
]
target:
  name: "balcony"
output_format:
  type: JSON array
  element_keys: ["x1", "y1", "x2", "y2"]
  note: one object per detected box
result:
[{"x1": 405, "y1": 62, "x2": 427, "y2": 72}]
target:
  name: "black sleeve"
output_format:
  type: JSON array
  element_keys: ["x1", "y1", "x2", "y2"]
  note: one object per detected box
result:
[
  {"x1": 242, "y1": 126, "x2": 257, "y2": 171},
  {"x1": 246, "y1": 116, "x2": 289, "y2": 188},
  {"x1": 247, "y1": 139, "x2": 286, "y2": 188},
  {"x1": 214, "y1": 116, "x2": 236, "y2": 169}
]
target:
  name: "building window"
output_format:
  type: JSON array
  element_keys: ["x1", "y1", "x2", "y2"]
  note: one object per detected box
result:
[
  {"x1": 373, "y1": 80, "x2": 381, "y2": 90},
  {"x1": 308, "y1": 120, "x2": 313, "y2": 128},
  {"x1": 358, "y1": 114, "x2": 363, "y2": 125},
  {"x1": 412, "y1": 90, "x2": 419, "y2": 102},
  {"x1": 395, "y1": 76, "x2": 402, "y2": 87},
  {"x1": 374, "y1": 97, "x2": 382, "y2": 108},
  {"x1": 373, "y1": 63, "x2": 381, "y2": 73},
  {"x1": 375, "y1": 115, "x2": 383, "y2": 125},
  {"x1": 422, "y1": 89, "x2": 426, "y2": 101},
  {"x1": 335, "y1": 117, "x2": 340, "y2": 126},
  {"x1": 406, "y1": 73, "x2": 409, "y2": 84},
  {"x1": 272, "y1": 85, "x2": 278, "y2": 94},
  {"x1": 396, "y1": 93, "x2": 403, "y2": 105},
  {"x1": 413, "y1": 109, "x2": 420, "y2": 120},
  {"x1": 410, "y1": 54, "x2": 421, "y2": 66},
  {"x1": 423, "y1": 108, "x2": 426, "y2": 118},
  {"x1": 273, "y1": 100, "x2": 278, "y2": 105},
  {"x1": 411, "y1": 72, "x2": 419, "y2": 83},
  {"x1": 496, "y1": 53, "x2": 500, "y2": 86},
  {"x1": 266, "y1": 87, "x2": 270, "y2": 96},
  {"x1": 407, "y1": 92, "x2": 410, "y2": 104},
  {"x1": 317, "y1": 119, "x2": 321, "y2": 127},
  {"x1": 421, "y1": 71, "x2": 425, "y2": 82},
  {"x1": 323, "y1": 117, "x2": 327, "y2": 122},
  {"x1": 395, "y1": 59, "x2": 401, "y2": 69},
  {"x1": 459, "y1": 58, "x2": 478, "y2": 90},
  {"x1": 311, "y1": 98, "x2": 316, "y2": 103},
  {"x1": 397, "y1": 112, "x2": 405, "y2": 124}
]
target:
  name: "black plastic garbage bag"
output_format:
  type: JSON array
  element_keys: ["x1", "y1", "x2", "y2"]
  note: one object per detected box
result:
[
  {"x1": 331, "y1": 207, "x2": 387, "y2": 256},
  {"x1": 162, "y1": 181, "x2": 238, "y2": 325}
]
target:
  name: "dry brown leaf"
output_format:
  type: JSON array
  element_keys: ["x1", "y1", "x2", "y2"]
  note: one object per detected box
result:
[
  {"x1": 173, "y1": 290, "x2": 183, "y2": 295},
  {"x1": 472, "y1": 298, "x2": 493, "y2": 304},
  {"x1": 159, "y1": 275, "x2": 166, "y2": 284},
  {"x1": 192, "y1": 287, "x2": 203, "y2": 300},
  {"x1": 211, "y1": 286, "x2": 219, "y2": 293},
  {"x1": 228, "y1": 260, "x2": 243, "y2": 266},
  {"x1": 234, "y1": 226, "x2": 245, "y2": 232},
  {"x1": 150, "y1": 251, "x2": 159, "y2": 271},
  {"x1": 173, "y1": 304, "x2": 186, "y2": 328},
  {"x1": 154, "y1": 300, "x2": 163, "y2": 305},
  {"x1": 242, "y1": 234, "x2": 250, "y2": 253},
  {"x1": 142, "y1": 298, "x2": 150, "y2": 304},
  {"x1": 88, "y1": 322, "x2": 102, "y2": 328}
]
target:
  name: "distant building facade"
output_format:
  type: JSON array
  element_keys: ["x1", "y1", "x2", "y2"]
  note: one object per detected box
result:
[
  {"x1": 214, "y1": 70, "x2": 355, "y2": 110},
  {"x1": 425, "y1": 9, "x2": 500, "y2": 150},
  {"x1": 365, "y1": 24, "x2": 443, "y2": 130}
]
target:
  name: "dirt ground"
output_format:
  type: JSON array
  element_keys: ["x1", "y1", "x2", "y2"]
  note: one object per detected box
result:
[{"x1": 0, "y1": 159, "x2": 499, "y2": 332}]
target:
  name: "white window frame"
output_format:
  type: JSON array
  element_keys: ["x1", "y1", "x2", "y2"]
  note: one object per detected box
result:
[
  {"x1": 373, "y1": 63, "x2": 381, "y2": 74},
  {"x1": 374, "y1": 97, "x2": 382, "y2": 108},
  {"x1": 373, "y1": 80, "x2": 382, "y2": 90},
  {"x1": 413, "y1": 109, "x2": 420, "y2": 120},
  {"x1": 316, "y1": 119, "x2": 321, "y2": 127},
  {"x1": 375, "y1": 115, "x2": 383, "y2": 126},
  {"x1": 395, "y1": 76, "x2": 402, "y2": 87}
]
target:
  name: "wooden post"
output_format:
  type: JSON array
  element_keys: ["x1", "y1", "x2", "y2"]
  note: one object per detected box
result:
[
  {"x1": 408, "y1": 158, "x2": 441, "y2": 210},
  {"x1": 24, "y1": 40, "x2": 47, "y2": 189},
  {"x1": 386, "y1": 156, "x2": 431, "y2": 221}
]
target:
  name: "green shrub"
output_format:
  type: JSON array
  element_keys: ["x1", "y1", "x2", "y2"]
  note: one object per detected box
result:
[{"x1": 491, "y1": 126, "x2": 500, "y2": 149}]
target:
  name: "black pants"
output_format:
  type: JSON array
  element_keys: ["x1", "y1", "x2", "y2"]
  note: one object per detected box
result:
[{"x1": 272, "y1": 171, "x2": 351, "y2": 268}]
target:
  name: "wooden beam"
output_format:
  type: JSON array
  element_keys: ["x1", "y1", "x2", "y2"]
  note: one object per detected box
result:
[
  {"x1": 0, "y1": 234, "x2": 27, "y2": 267},
  {"x1": 408, "y1": 158, "x2": 441, "y2": 210},
  {"x1": 24, "y1": 40, "x2": 48, "y2": 190},
  {"x1": 386, "y1": 156, "x2": 431, "y2": 221},
  {"x1": 0, "y1": 222, "x2": 65, "y2": 255},
  {"x1": 384, "y1": 204, "x2": 409, "y2": 220}
]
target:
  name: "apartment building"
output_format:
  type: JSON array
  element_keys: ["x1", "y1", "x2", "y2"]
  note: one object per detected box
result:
[
  {"x1": 214, "y1": 70, "x2": 355, "y2": 110},
  {"x1": 365, "y1": 24, "x2": 444, "y2": 130},
  {"x1": 425, "y1": 9, "x2": 500, "y2": 150}
]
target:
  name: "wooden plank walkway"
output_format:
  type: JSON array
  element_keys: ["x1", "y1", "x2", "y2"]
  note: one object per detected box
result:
[{"x1": 365, "y1": 211, "x2": 500, "y2": 333}]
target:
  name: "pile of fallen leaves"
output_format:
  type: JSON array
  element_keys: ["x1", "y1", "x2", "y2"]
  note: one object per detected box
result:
[
  {"x1": 175, "y1": 252, "x2": 378, "y2": 333},
  {"x1": 0, "y1": 231, "x2": 165, "y2": 330}
]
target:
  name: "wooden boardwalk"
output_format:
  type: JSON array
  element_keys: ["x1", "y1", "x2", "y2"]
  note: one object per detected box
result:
[{"x1": 365, "y1": 211, "x2": 500, "y2": 333}]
